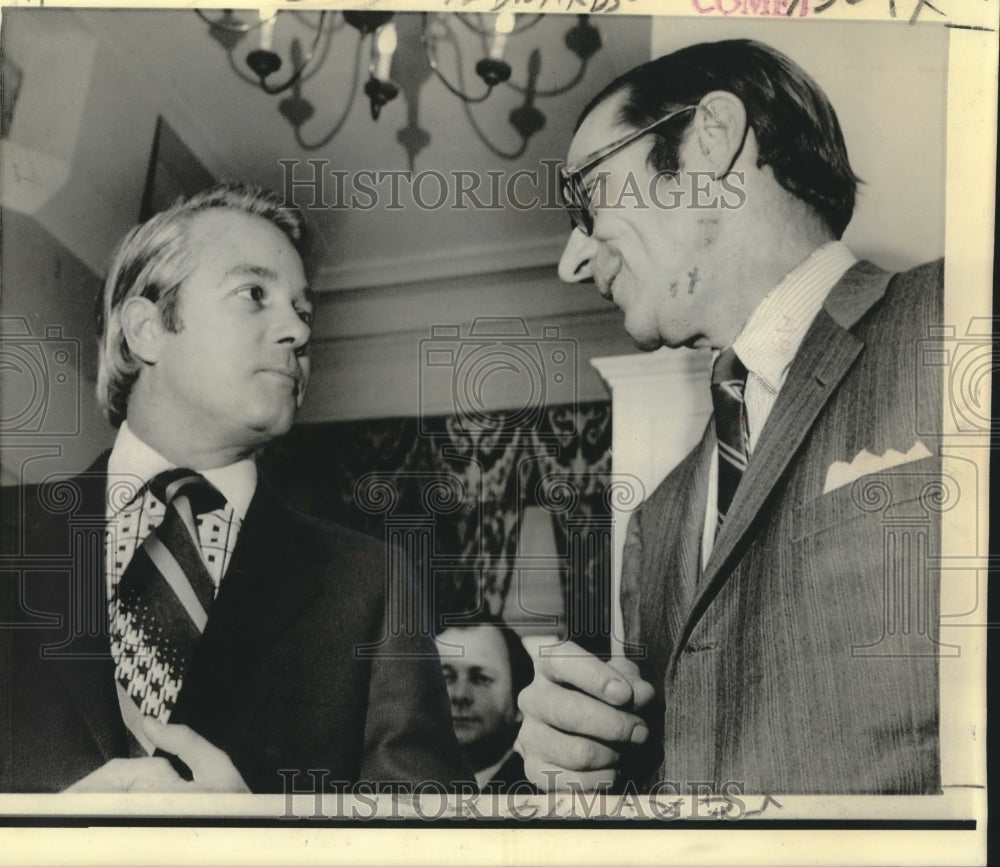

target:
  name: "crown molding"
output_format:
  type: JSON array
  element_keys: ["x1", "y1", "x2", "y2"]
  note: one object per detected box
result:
[{"x1": 313, "y1": 235, "x2": 569, "y2": 292}]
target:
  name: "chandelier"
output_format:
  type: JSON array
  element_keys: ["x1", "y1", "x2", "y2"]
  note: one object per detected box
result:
[{"x1": 196, "y1": 9, "x2": 602, "y2": 162}]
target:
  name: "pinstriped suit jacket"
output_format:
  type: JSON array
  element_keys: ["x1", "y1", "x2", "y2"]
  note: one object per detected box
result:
[{"x1": 620, "y1": 259, "x2": 944, "y2": 794}]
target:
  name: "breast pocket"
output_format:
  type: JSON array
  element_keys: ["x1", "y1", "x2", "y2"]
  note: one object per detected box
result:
[
  {"x1": 791, "y1": 455, "x2": 944, "y2": 543},
  {"x1": 786, "y1": 454, "x2": 945, "y2": 658}
]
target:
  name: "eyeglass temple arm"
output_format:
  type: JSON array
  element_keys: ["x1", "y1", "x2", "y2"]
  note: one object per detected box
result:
[{"x1": 561, "y1": 105, "x2": 698, "y2": 178}]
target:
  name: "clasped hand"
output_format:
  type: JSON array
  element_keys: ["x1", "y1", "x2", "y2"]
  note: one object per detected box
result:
[
  {"x1": 65, "y1": 719, "x2": 250, "y2": 793},
  {"x1": 516, "y1": 640, "x2": 655, "y2": 792}
]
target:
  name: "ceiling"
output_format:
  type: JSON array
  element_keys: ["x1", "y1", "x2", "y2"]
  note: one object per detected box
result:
[{"x1": 66, "y1": 8, "x2": 654, "y2": 291}]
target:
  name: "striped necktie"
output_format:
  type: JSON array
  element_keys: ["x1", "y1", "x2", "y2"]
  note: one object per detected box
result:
[
  {"x1": 711, "y1": 347, "x2": 750, "y2": 534},
  {"x1": 112, "y1": 468, "x2": 226, "y2": 721}
]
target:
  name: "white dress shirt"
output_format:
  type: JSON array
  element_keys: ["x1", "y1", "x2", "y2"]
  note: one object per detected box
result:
[
  {"x1": 701, "y1": 241, "x2": 857, "y2": 567},
  {"x1": 105, "y1": 421, "x2": 257, "y2": 597},
  {"x1": 475, "y1": 747, "x2": 516, "y2": 789}
]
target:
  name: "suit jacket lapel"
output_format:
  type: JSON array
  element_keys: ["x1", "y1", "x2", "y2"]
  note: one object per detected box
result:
[
  {"x1": 50, "y1": 453, "x2": 129, "y2": 764},
  {"x1": 667, "y1": 261, "x2": 895, "y2": 670},
  {"x1": 634, "y1": 426, "x2": 712, "y2": 695},
  {"x1": 173, "y1": 476, "x2": 324, "y2": 724},
  {"x1": 658, "y1": 429, "x2": 712, "y2": 643}
]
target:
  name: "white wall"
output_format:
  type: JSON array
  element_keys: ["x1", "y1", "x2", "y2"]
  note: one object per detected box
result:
[
  {"x1": 301, "y1": 267, "x2": 636, "y2": 424},
  {"x1": 0, "y1": 9, "x2": 231, "y2": 278},
  {"x1": 0, "y1": 209, "x2": 113, "y2": 486}
]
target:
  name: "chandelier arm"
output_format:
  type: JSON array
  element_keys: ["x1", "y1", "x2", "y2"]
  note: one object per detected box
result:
[
  {"x1": 426, "y1": 62, "x2": 494, "y2": 104},
  {"x1": 257, "y1": 10, "x2": 329, "y2": 96},
  {"x1": 195, "y1": 9, "x2": 256, "y2": 33},
  {"x1": 422, "y1": 14, "x2": 494, "y2": 103},
  {"x1": 453, "y1": 12, "x2": 488, "y2": 35},
  {"x1": 295, "y1": 14, "x2": 339, "y2": 86},
  {"x1": 505, "y1": 56, "x2": 590, "y2": 98},
  {"x1": 293, "y1": 35, "x2": 364, "y2": 151},
  {"x1": 290, "y1": 9, "x2": 346, "y2": 33},
  {"x1": 461, "y1": 95, "x2": 530, "y2": 161}
]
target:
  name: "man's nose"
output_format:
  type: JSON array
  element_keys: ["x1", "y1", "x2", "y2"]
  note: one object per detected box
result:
[
  {"x1": 449, "y1": 685, "x2": 473, "y2": 708},
  {"x1": 275, "y1": 303, "x2": 311, "y2": 352},
  {"x1": 557, "y1": 228, "x2": 596, "y2": 284}
]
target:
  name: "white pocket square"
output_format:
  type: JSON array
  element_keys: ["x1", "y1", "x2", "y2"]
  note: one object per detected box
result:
[{"x1": 823, "y1": 441, "x2": 933, "y2": 494}]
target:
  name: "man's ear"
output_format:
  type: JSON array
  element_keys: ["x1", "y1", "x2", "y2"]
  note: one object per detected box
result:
[
  {"x1": 690, "y1": 90, "x2": 748, "y2": 179},
  {"x1": 119, "y1": 296, "x2": 166, "y2": 365}
]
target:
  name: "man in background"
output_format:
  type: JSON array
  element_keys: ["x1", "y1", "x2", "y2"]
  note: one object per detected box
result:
[
  {"x1": 1, "y1": 183, "x2": 468, "y2": 792},
  {"x1": 436, "y1": 614, "x2": 534, "y2": 792},
  {"x1": 518, "y1": 40, "x2": 943, "y2": 794}
]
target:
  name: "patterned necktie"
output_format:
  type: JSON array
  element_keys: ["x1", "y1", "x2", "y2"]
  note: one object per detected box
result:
[
  {"x1": 112, "y1": 468, "x2": 227, "y2": 721},
  {"x1": 711, "y1": 347, "x2": 750, "y2": 534}
]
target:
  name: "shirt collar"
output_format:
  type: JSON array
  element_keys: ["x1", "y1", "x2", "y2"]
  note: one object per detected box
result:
[
  {"x1": 106, "y1": 421, "x2": 257, "y2": 520},
  {"x1": 731, "y1": 241, "x2": 857, "y2": 392},
  {"x1": 474, "y1": 747, "x2": 516, "y2": 789}
]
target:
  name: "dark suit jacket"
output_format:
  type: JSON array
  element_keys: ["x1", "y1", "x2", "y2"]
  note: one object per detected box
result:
[
  {"x1": 1, "y1": 455, "x2": 471, "y2": 793},
  {"x1": 620, "y1": 260, "x2": 944, "y2": 794}
]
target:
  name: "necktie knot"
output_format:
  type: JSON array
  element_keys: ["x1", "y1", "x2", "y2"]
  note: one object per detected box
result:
[
  {"x1": 149, "y1": 468, "x2": 226, "y2": 516},
  {"x1": 711, "y1": 346, "x2": 748, "y2": 391}
]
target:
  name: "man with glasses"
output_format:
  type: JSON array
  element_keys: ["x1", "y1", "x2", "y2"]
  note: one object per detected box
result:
[{"x1": 518, "y1": 39, "x2": 943, "y2": 795}]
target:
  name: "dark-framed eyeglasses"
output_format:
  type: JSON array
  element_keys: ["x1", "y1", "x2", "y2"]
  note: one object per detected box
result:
[{"x1": 559, "y1": 105, "x2": 697, "y2": 237}]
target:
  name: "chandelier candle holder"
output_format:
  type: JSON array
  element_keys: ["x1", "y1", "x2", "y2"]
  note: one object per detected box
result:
[{"x1": 364, "y1": 19, "x2": 399, "y2": 120}]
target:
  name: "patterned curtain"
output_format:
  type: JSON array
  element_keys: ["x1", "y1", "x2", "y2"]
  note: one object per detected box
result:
[{"x1": 260, "y1": 402, "x2": 613, "y2": 651}]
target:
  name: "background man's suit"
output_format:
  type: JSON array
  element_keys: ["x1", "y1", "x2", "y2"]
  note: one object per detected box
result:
[
  {"x1": 621, "y1": 259, "x2": 943, "y2": 794},
  {"x1": 1, "y1": 454, "x2": 469, "y2": 792}
]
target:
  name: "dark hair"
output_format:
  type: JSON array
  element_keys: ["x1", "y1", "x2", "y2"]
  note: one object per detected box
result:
[
  {"x1": 96, "y1": 182, "x2": 307, "y2": 428},
  {"x1": 579, "y1": 39, "x2": 860, "y2": 238},
  {"x1": 439, "y1": 612, "x2": 535, "y2": 705}
]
